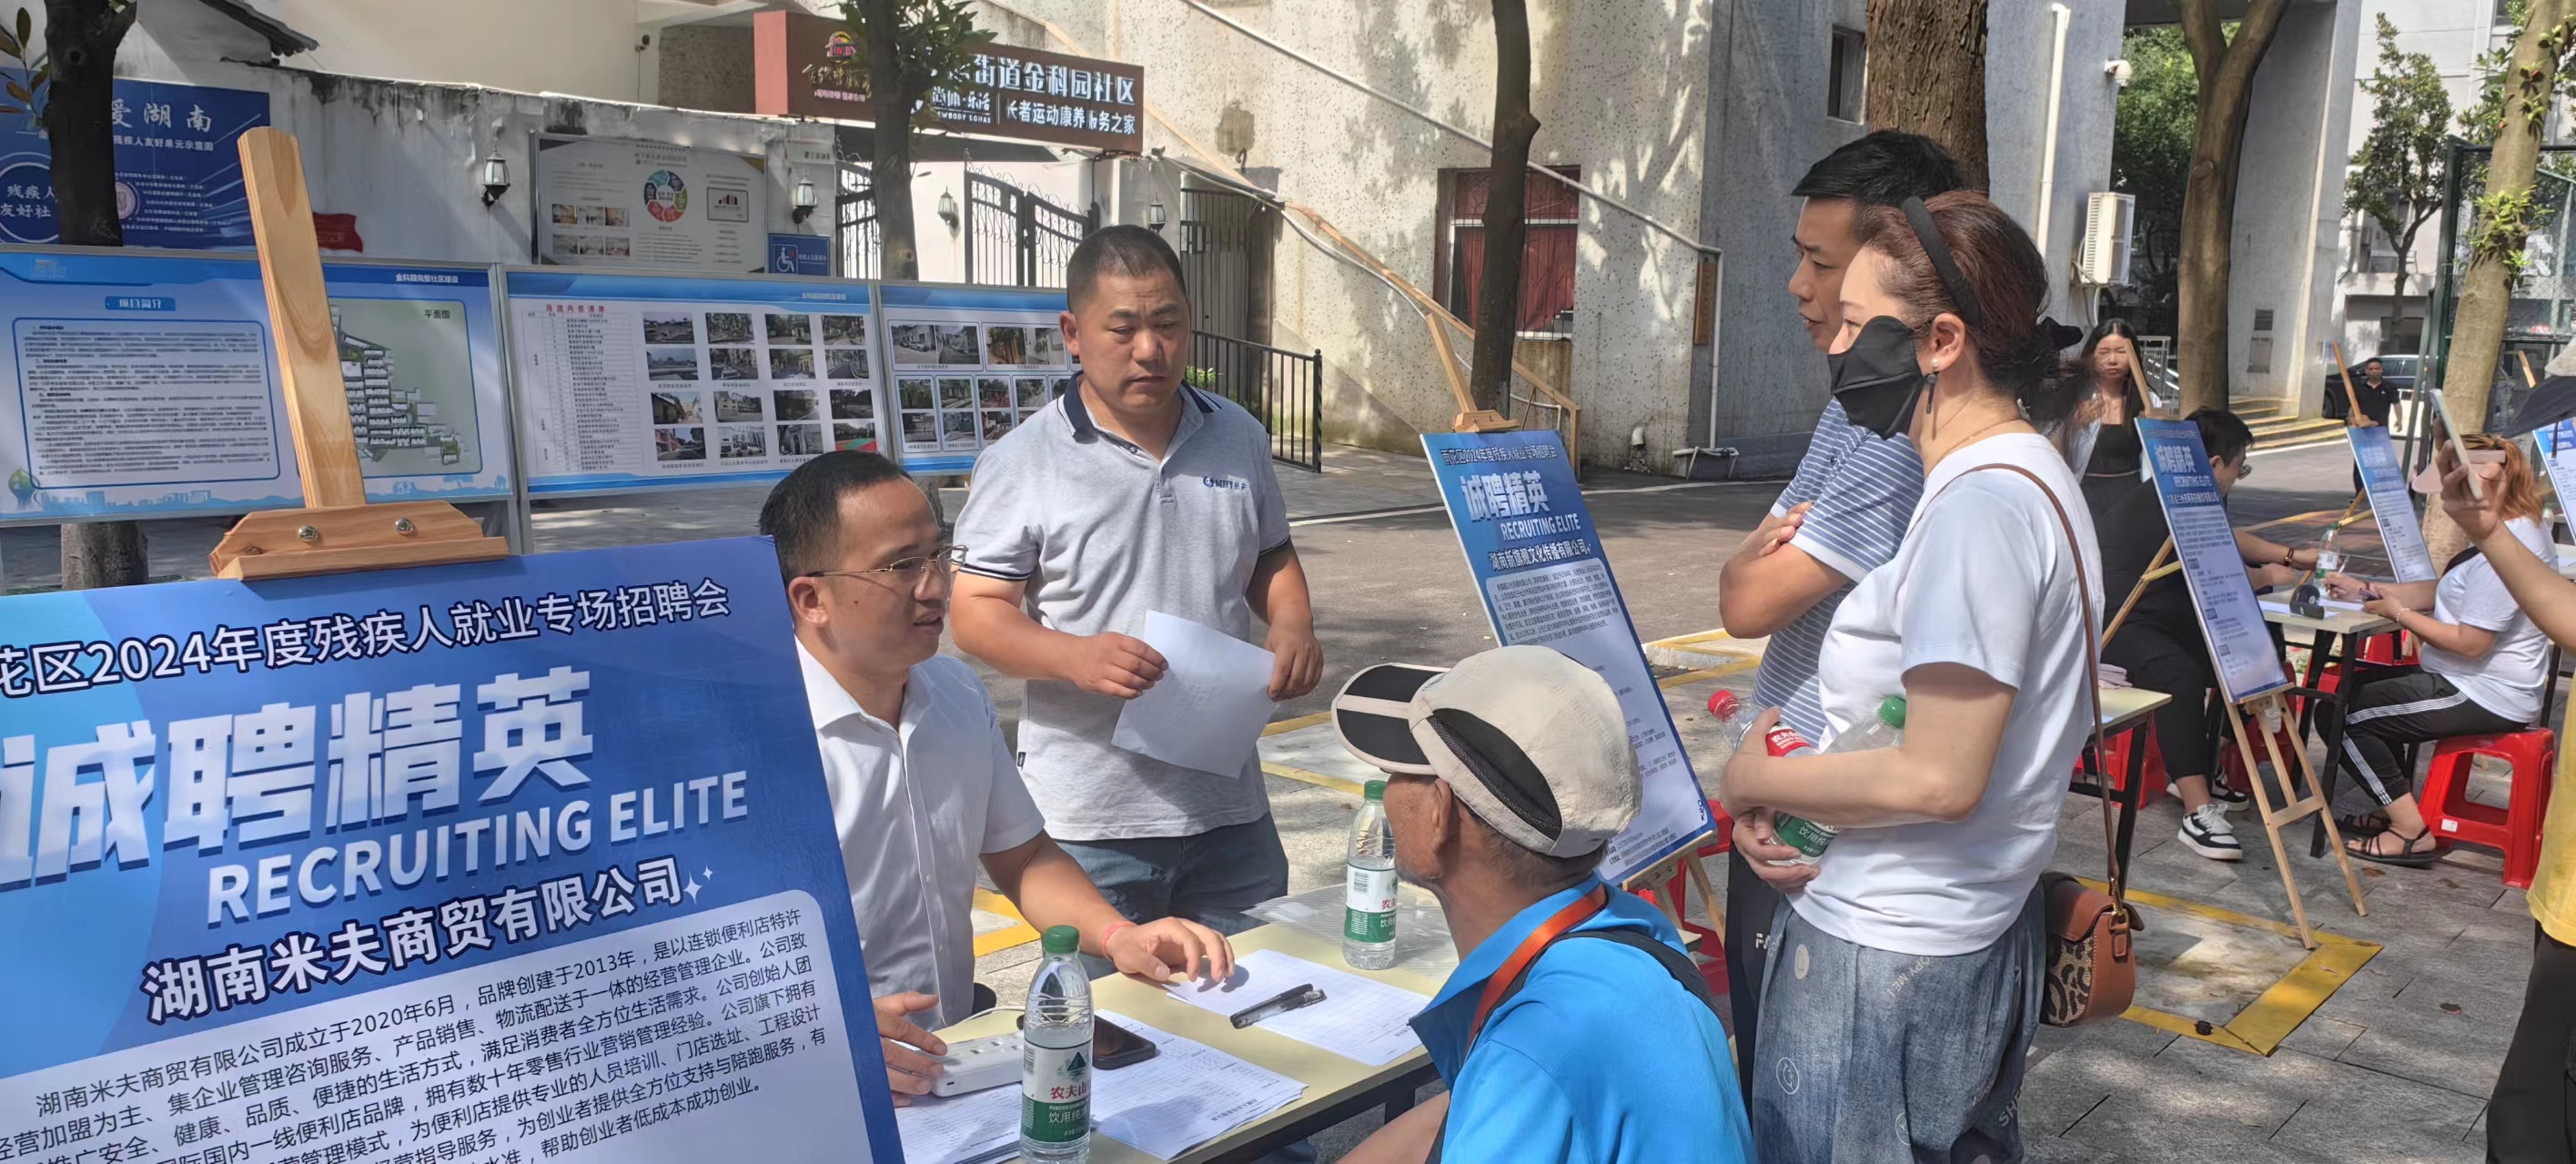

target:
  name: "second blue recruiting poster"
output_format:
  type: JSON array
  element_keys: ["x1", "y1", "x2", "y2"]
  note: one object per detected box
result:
[
  {"x1": 1422, "y1": 430, "x2": 1711, "y2": 885},
  {"x1": 2137, "y1": 418, "x2": 2291, "y2": 703},
  {"x1": 0, "y1": 537, "x2": 902, "y2": 1163}
]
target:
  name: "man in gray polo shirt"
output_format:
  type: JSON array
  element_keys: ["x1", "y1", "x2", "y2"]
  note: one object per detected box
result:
[{"x1": 952, "y1": 226, "x2": 1323, "y2": 946}]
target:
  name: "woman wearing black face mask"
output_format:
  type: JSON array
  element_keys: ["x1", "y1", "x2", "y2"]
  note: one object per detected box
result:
[{"x1": 1721, "y1": 191, "x2": 2096, "y2": 1164}]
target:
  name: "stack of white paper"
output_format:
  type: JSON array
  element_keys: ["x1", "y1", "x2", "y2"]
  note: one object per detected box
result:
[
  {"x1": 1166, "y1": 948, "x2": 1431, "y2": 1067},
  {"x1": 892, "y1": 1013, "x2": 1307, "y2": 1163},
  {"x1": 1113, "y1": 611, "x2": 1278, "y2": 775}
]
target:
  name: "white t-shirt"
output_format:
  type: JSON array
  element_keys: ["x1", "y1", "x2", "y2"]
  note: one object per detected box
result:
[
  {"x1": 1797, "y1": 431, "x2": 2104, "y2": 957},
  {"x1": 2422, "y1": 516, "x2": 2553, "y2": 725},
  {"x1": 799, "y1": 643, "x2": 1046, "y2": 1028}
]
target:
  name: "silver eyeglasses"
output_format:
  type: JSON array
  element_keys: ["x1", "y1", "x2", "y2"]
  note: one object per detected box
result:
[{"x1": 803, "y1": 544, "x2": 968, "y2": 583}]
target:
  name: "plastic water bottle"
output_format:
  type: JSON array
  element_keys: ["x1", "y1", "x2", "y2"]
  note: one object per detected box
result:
[
  {"x1": 2316, "y1": 525, "x2": 2344, "y2": 576},
  {"x1": 1763, "y1": 695, "x2": 1908, "y2": 865},
  {"x1": 1344, "y1": 780, "x2": 1398, "y2": 970},
  {"x1": 1020, "y1": 926, "x2": 1092, "y2": 1162},
  {"x1": 1707, "y1": 690, "x2": 1750, "y2": 756}
]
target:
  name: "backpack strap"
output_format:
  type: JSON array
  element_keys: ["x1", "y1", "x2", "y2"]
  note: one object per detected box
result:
[{"x1": 1425, "y1": 926, "x2": 1721, "y2": 1162}]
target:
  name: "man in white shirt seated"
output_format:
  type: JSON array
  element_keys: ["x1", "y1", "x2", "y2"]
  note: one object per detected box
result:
[{"x1": 759, "y1": 450, "x2": 1237, "y2": 1105}]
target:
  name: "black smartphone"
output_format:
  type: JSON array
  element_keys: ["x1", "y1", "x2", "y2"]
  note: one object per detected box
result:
[{"x1": 1016, "y1": 1013, "x2": 1158, "y2": 1069}]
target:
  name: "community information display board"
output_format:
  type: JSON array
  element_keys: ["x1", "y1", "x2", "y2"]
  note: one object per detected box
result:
[
  {"x1": 0, "y1": 246, "x2": 510, "y2": 523},
  {"x1": 531, "y1": 137, "x2": 770, "y2": 275},
  {"x1": 0, "y1": 79, "x2": 270, "y2": 250},
  {"x1": 881, "y1": 284, "x2": 1074, "y2": 475},
  {"x1": 2533, "y1": 419, "x2": 2576, "y2": 525},
  {"x1": 506, "y1": 268, "x2": 878, "y2": 496},
  {"x1": 0, "y1": 536, "x2": 902, "y2": 1162},
  {"x1": 2137, "y1": 418, "x2": 2291, "y2": 703},
  {"x1": 2349, "y1": 424, "x2": 2438, "y2": 582},
  {"x1": 1422, "y1": 430, "x2": 1712, "y2": 885}
]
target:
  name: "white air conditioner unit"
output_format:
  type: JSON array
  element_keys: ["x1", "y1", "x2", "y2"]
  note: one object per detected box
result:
[{"x1": 2077, "y1": 191, "x2": 2135, "y2": 286}]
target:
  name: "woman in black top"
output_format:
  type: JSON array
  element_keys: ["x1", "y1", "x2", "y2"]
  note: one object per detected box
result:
[{"x1": 2071, "y1": 319, "x2": 2148, "y2": 523}]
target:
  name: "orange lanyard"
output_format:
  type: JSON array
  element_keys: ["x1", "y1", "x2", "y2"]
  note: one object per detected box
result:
[{"x1": 1465, "y1": 885, "x2": 1609, "y2": 1047}]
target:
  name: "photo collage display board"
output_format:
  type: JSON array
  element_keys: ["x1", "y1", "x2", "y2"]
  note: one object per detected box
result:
[
  {"x1": 506, "y1": 268, "x2": 879, "y2": 495},
  {"x1": 530, "y1": 135, "x2": 770, "y2": 274},
  {"x1": 880, "y1": 283, "x2": 1073, "y2": 475},
  {"x1": 0, "y1": 246, "x2": 510, "y2": 523}
]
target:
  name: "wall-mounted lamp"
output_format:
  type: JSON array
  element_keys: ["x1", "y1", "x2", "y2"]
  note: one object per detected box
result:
[
  {"x1": 937, "y1": 189, "x2": 959, "y2": 230},
  {"x1": 480, "y1": 152, "x2": 510, "y2": 208},
  {"x1": 1146, "y1": 200, "x2": 1167, "y2": 232},
  {"x1": 792, "y1": 176, "x2": 818, "y2": 224}
]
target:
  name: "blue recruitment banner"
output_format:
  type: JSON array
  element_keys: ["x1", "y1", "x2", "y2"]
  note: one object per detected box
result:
[
  {"x1": 505, "y1": 268, "x2": 880, "y2": 495},
  {"x1": 0, "y1": 537, "x2": 903, "y2": 1163},
  {"x1": 880, "y1": 281, "x2": 1073, "y2": 477},
  {"x1": 1421, "y1": 430, "x2": 1712, "y2": 885},
  {"x1": 2349, "y1": 424, "x2": 2437, "y2": 582},
  {"x1": 0, "y1": 247, "x2": 511, "y2": 523},
  {"x1": 2137, "y1": 419, "x2": 2291, "y2": 703},
  {"x1": 766, "y1": 233, "x2": 832, "y2": 277},
  {"x1": 2536, "y1": 420, "x2": 2576, "y2": 527},
  {"x1": 0, "y1": 79, "x2": 269, "y2": 248}
]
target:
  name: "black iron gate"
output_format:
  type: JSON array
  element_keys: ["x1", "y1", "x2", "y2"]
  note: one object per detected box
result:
[
  {"x1": 836, "y1": 167, "x2": 880, "y2": 279},
  {"x1": 1179, "y1": 187, "x2": 1261, "y2": 339},
  {"x1": 1190, "y1": 331, "x2": 1321, "y2": 471},
  {"x1": 965, "y1": 172, "x2": 1093, "y2": 288}
]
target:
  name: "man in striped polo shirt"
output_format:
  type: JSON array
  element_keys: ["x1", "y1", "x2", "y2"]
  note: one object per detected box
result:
[{"x1": 1712, "y1": 131, "x2": 1965, "y2": 1096}]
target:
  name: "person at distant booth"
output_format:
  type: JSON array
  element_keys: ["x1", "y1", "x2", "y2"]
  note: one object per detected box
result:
[{"x1": 2323, "y1": 432, "x2": 2553, "y2": 866}]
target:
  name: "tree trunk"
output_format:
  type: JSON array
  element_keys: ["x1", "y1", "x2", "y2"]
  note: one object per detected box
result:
[
  {"x1": 1864, "y1": 0, "x2": 1989, "y2": 190},
  {"x1": 46, "y1": 0, "x2": 144, "y2": 591},
  {"x1": 2174, "y1": 0, "x2": 2290, "y2": 416},
  {"x1": 861, "y1": 0, "x2": 920, "y2": 281},
  {"x1": 2426, "y1": 0, "x2": 2568, "y2": 567},
  {"x1": 1468, "y1": 0, "x2": 1537, "y2": 415}
]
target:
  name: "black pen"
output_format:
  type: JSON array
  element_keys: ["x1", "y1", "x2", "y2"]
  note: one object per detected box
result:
[{"x1": 1228, "y1": 983, "x2": 1327, "y2": 1028}]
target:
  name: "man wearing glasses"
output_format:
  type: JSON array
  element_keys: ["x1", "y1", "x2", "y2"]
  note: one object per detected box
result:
[{"x1": 759, "y1": 450, "x2": 1236, "y2": 1107}]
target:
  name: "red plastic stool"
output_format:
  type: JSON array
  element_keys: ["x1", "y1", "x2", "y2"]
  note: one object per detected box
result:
[
  {"x1": 2092, "y1": 727, "x2": 2169, "y2": 805},
  {"x1": 2419, "y1": 730, "x2": 2556, "y2": 889},
  {"x1": 1635, "y1": 783, "x2": 1733, "y2": 998}
]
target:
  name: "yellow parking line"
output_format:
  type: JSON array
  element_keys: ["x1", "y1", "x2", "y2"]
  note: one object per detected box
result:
[
  {"x1": 1657, "y1": 657, "x2": 1761, "y2": 689},
  {"x1": 1263, "y1": 711, "x2": 1332, "y2": 736},
  {"x1": 2078, "y1": 879, "x2": 2381, "y2": 1056},
  {"x1": 971, "y1": 888, "x2": 1040, "y2": 957},
  {"x1": 1262, "y1": 760, "x2": 1367, "y2": 797}
]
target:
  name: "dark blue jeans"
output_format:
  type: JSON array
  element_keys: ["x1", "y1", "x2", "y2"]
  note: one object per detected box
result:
[{"x1": 1053, "y1": 813, "x2": 1290, "y2": 979}]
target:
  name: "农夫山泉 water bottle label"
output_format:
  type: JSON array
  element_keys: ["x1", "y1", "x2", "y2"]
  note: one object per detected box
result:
[
  {"x1": 1345, "y1": 865, "x2": 1397, "y2": 942},
  {"x1": 1021, "y1": 1037, "x2": 1092, "y2": 1143}
]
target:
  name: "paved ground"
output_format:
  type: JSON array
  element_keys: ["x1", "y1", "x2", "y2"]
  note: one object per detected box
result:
[{"x1": 18, "y1": 433, "x2": 2542, "y2": 1160}]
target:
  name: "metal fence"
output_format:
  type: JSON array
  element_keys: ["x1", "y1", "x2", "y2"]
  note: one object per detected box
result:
[
  {"x1": 837, "y1": 167, "x2": 880, "y2": 280},
  {"x1": 965, "y1": 171, "x2": 1092, "y2": 288},
  {"x1": 1190, "y1": 330, "x2": 1322, "y2": 471}
]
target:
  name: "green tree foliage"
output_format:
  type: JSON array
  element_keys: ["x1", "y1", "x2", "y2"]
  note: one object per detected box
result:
[
  {"x1": 833, "y1": 0, "x2": 994, "y2": 280},
  {"x1": 2346, "y1": 15, "x2": 2452, "y2": 299},
  {"x1": 2110, "y1": 25, "x2": 2192, "y2": 333}
]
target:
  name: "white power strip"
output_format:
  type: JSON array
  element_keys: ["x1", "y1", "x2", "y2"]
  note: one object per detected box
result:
[{"x1": 930, "y1": 1032, "x2": 1024, "y2": 1097}]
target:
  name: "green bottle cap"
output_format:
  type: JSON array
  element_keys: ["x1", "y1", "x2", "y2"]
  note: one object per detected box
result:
[
  {"x1": 1878, "y1": 695, "x2": 1908, "y2": 729},
  {"x1": 1364, "y1": 779, "x2": 1387, "y2": 801},
  {"x1": 1042, "y1": 925, "x2": 1080, "y2": 955}
]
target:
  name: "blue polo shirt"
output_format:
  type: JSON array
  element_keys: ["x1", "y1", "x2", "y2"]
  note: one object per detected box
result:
[{"x1": 1409, "y1": 879, "x2": 1753, "y2": 1163}]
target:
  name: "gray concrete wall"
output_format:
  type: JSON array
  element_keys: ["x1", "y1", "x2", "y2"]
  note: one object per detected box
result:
[
  {"x1": 2231, "y1": 0, "x2": 2364, "y2": 414},
  {"x1": 1985, "y1": 0, "x2": 2127, "y2": 324},
  {"x1": 985, "y1": 0, "x2": 1712, "y2": 471}
]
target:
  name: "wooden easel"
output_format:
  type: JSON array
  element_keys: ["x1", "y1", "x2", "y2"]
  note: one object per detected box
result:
[
  {"x1": 1624, "y1": 834, "x2": 1724, "y2": 946},
  {"x1": 2329, "y1": 341, "x2": 2369, "y2": 429},
  {"x1": 207, "y1": 128, "x2": 506, "y2": 580},
  {"x1": 2105, "y1": 539, "x2": 2367, "y2": 948}
]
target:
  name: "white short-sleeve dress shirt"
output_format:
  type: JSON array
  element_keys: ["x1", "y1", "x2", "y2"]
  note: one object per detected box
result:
[{"x1": 799, "y1": 643, "x2": 1046, "y2": 1028}]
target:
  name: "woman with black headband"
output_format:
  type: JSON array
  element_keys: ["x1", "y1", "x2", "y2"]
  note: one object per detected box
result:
[{"x1": 1721, "y1": 191, "x2": 2096, "y2": 1162}]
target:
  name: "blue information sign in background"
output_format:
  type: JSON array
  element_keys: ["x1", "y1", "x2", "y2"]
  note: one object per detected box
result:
[
  {"x1": 2137, "y1": 418, "x2": 2290, "y2": 703},
  {"x1": 1422, "y1": 430, "x2": 1712, "y2": 885},
  {"x1": 0, "y1": 79, "x2": 270, "y2": 249},
  {"x1": 0, "y1": 247, "x2": 511, "y2": 522},
  {"x1": 2349, "y1": 424, "x2": 2437, "y2": 582},
  {"x1": 0, "y1": 538, "x2": 901, "y2": 1161}
]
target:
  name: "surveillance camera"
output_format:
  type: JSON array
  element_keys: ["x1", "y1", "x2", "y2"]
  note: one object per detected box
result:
[{"x1": 2106, "y1": 59, "x2": 2134, "y2": 87}]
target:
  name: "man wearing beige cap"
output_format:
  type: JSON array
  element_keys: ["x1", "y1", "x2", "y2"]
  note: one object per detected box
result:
[{"x1": 1332, "y1": 645, "x2": 1753, "y2": 1164}]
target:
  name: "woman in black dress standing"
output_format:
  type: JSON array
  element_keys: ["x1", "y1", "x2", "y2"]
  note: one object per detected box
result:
[{"x1": 2070, "y1": 319, "x2": 2148, "y2": 524}]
